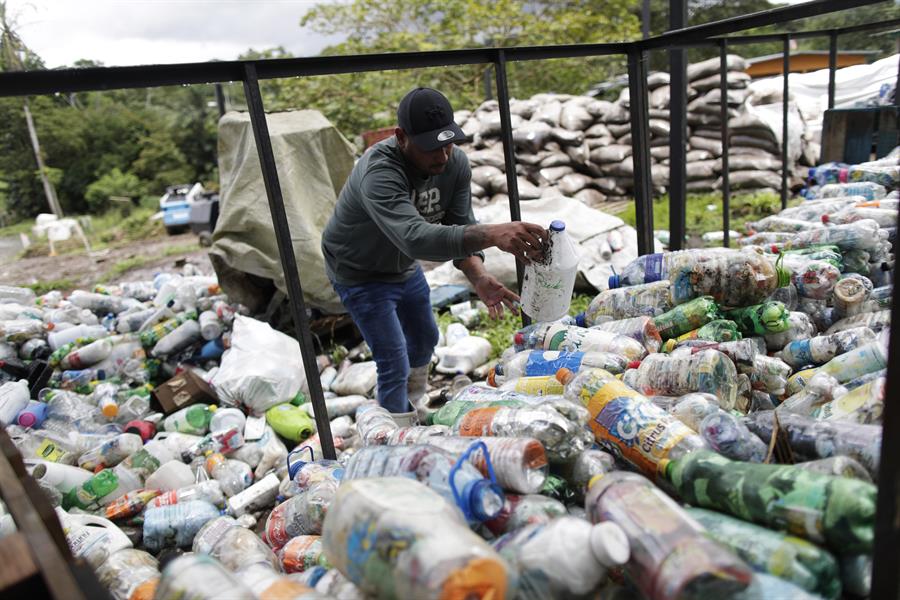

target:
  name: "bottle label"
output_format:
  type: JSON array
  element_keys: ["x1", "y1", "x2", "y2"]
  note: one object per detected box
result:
[
  {"x1": 457, "y1": 407, "x2": 501, "y2": 436},
  {"x1": 524, "y1": 351, "x2": 584, "y2": 377},
  {"x1": 36, "y1": 439, "x2": 65, "y2": 462},
  {"x1": 644, "y1": 253, "x2": 665, "y2": 283},
  {"x1": 512, "y1": 376, "x2": 564, "y2": 396},
  {"x1": 587, "y1": 381, "x2": 696, "y2": 479}
]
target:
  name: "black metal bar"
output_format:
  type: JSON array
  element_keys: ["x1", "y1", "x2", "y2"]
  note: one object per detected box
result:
[
  {"x1": 483, "y1": 66, "x2": 493, "y2": 100},
  {"x1": 628, "y1": 47, "x2": 655, "y2": 256},
  {"x1": 719, "y1": 40, "x2": 731, "y2": 249},
  {"x1": 241, "y1": 63, "x2": 336, "y2": 460},
  {"x1": 668, "y1": 0, "x2": 688, "y2": 252},
  {"x1": 896, "y1": 35, "x2": 900, "y2": 111},
  {"x1": 214, "y1": 83, "x2": 226, "y2": 118},
  {"x1": 827, "y1": 31, "x2": 838, "y2": 110},
  {"x1": 871, "y1": 210, "x2": 900, "y2": 598},
  {"x1": 642, "y1": 0, "x2": 651, "y2": 38},
  {"x1": 714, "y1": 16, "x2": 900, "y2": 45},
  {"x1": 781, "y1": 35, "x2": 790, "y2": 210},
  {"x1": 493, "y1": 49, "x2": 528, "y2": 326},
  {"x1": 639, "y1": 0, "x2": 881, "y2": 51}
]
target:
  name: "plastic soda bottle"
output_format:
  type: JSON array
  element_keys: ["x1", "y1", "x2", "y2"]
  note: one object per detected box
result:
[
  {"x1": 492, "y1": 516, "x2": 630, "y2": 598},
  {"x1": 265, "y1": 403, "x2": 315, "y2": 442},
  {"x1": 490, "y1": 350, "x2": 628, "y2": 384},
  {"x1": 263, "y1": 480, "x2": 339, "y2": 548},
  {"x1": 663, "y1": 449, "x2": 877, "y2": 553},
  {"x1": 520, "y1": 220, "x2": 579, "y2": 322},
  {"x1": 77, "y1": 432, "x2": 144, "y2": 471},
  {"x1": 204, "y1": 452, "x2": 252, "y2": 497},
  {"x1": 590, "y1": 315, "x2": 662, "y2": 353},
  {"x1": 279, "y1": 535, "x2": 331, "y2": 573},
  {"x1": 426, "y1": 435, "x2": 549, "y2": 495},
  {"x1": 95, "y1": 548, "x2": 160, "y2": 600},
  {"x1": 583, "y1": 281, "x2": 674, "y2": 323},
  {"x1": 557, "y1": 368, "x2": 705, "y2": 479},
  {"x1": 153, "y1": 553, "x2": 254, "y2": 600},
  {"x1": 321, "y1": 477, "x2": 514, "y2": 599},
  {"x1": 163, "y1": 403, "x2": 217, "y2": 435},
  {"x1": 778, "y1": 326, "x2": 877, "y2": 369},
  {"x1": 514, "y1": 322, "x2": 647, "y2": 361},
  {"x1": 142, "y1": 500, "x2": 221, "y2": 552},
  {"x1": 652, "y1": 296, "x2": 721, "y2": 340},
  {"x1": 622, "y1": 349, "x2": 738, "y2": 410},
  {"x1": 585, "y1": 470, "x2": 753, "y2": 600}
]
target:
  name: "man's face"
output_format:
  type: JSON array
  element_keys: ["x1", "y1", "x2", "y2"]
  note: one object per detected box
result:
[{"x1": 396, "y1": 128, "x2": 453, "y2": 175}]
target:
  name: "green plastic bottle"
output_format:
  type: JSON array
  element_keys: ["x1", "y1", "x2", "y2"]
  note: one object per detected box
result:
[
  {"x1": 687, "y1": 507, "x2": 842, "y2": 599},
  {"x1": 664, "y1": 450, "x2": 876, "y2": 554},
  {"x1": 429, "y1": 399, "x2": 525, "y2": 427},
  {"x1": 162, "y1": 403, "x2": 217, "y2": 435},
  {"x1": 266, "y1": 403, "x2": 315, "y2": 442},
  {"x1": 652, "y1": 296, "x2": 721, "y2": 340},
  {"x1": 724, "y1": 301, "x2": 790, "y2": 336}
]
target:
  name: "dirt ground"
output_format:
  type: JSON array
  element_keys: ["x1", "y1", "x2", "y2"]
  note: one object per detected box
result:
[{"x1": 0, "y1": 232, "x2": 213, "y2": 292}]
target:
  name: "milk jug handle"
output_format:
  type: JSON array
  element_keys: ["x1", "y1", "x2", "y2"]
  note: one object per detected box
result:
[
  {"x1": 449, "y1": 441, "x2": 498, "y2": 511},
  {"x1": 286, "y1": 446, "x2": 315, "y2": 480}
]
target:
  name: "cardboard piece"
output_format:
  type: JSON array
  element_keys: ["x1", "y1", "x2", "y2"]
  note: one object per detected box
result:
[{"x1": 152, "y1": 369, "x2": 218, "y2": 415}]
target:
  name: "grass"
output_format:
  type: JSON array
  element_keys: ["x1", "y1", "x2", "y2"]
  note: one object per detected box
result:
[
  {"x1": 101, "y1": 242, "x2": 199, "y2": 282},
  {"x1": 617, "y1": 191, "x2": 800, "y2": 246},
  {"x1": 435, "y1": 292, "x2": 595, "y2": 359},
  {"x1": 23, "y1": 278, "x2": 77, "y2": 295}
]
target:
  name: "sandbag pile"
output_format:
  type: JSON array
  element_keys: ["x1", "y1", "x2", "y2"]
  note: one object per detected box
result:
[{"x1": 455, "y1": 54, "x2": 805, "y2": 206}]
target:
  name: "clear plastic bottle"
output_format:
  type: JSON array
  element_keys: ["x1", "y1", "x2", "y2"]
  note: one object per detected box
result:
[
  {"x1": 153, "y1": 553, "x2": 254, "y2": 600},
  {"x1": 520, "y1": 220, "x2": 579, "y2": 322},
  {"x1": 354, "y1": 403, "x2": 399, "y2": 446},
  {"x1": 60, "y1": 337, "x2": 115, "y2": 370},
  {"x1": 496, "y1": 375, "x2": 566, "y2": 396},
  {"x1": 622, "y1": 349, "x2": 738, "y2": 410},
  {"x1": 483, "y1": 493, "x2": 567, "y2": 537},
  {"x1": 813, "y1": 376, "x2": 886, "y2": 425},
  {"x1": 204, "y1": 452, "x2": 252, "y2": 497},
  {"x1": 142, "y1": 499, "x2": 221, "y2": 552},
  {"x1": 698, "y1": 411, "x2": 768, "y2": 463},
  {"x1": 686, "y1": 507, "x2": 841, "y2": 599},
  {"x1": 556, "y1": 367, "x2": 706, "y2": 480},
  {"x1": 584, "y1": 281, "x2": 674, "y2": 323},
  {"x1": 263, "y1": 479, "x2": 339, "y2": 548},
  {"x1": 749, "y1": 354, "x2": 792, "y2": 396},
  {"x1": 814, "y1": 182, "x2": 886, "y2": 200},
  {"x1": 426, "y1": 435, "x2": 548, "y2": 495},
  {"x1": 322, "y1": 477, "x2": 514, "y2": 600},
  {"x1": 491, "y1": 349, "x2": 628, "y2": 383},
  {"x1": 585, "y1": 470, "x2": 753, "y2": 600},
  {"x1": 151, "y1": 319, "x2": 202, "y2": 357},
  {"x1": 148, "y1": 480, "x2": 227, "y2": 509},
  {"x1": 344, "y1": 444, "x2": 505, "y2": 522},
  {"x1": 451, "y1": 405, "x2": 587, "y2": 463},
  {"x1": 557, "y1": 448, "x2": 617, "y2": 501},
  {"x1": 279, "y1": 535, "x2": 331, "y2": 573},
  {"x1": 0, "y1": 319, "x2": 48, "y2": 344},
  {"x1": 514, "y1": 322, "x2": 646, "y2": 361},
  {"x1": 492, "y1": 516, "x2": 629, "y2": 598},
  {"x1": 652, "y1": 296, "x2": 720, "y2": 340},
  {"x1": 0, "y1": 379, "x2": 30, "y2": 426},
  {"x1": 777, "y1": 326, "x2": 875, "y2": 369},
  {"x1": 95, "y1": 548, "x2": 160, "y2": 600},
  {"x1": 824, "y1": 206, "x2": 897, "y2": 228},
  {"x1": 794, "y1": 456, "x2": 873, "y2": 482},
  {"x1": 0, "y1": 284, "x2": 36, "y2": 305},
  {"x1": 825, "y1": 309, "x2": 890, "y2": 335},
  {"x1": 590, "y1": 315, "x2": 662, "y2": 353},
  {"x1": 832, "y1": 274, "x2": 874, "y2": 317},
  {"x1": 69, "y1": 290, "x2": 132, "y2": 315},
  {"x1": 772, "y1": 219, "x2": 887, "y2": 252},
  {"x1": 197, "y1": 522, "x2": 279, "y2": 573},
  {"x1": 77, "y1": 432, "x2": 144, "y2": 471},
  {"x1": 198, "y1": 310, "x2": 223, "y2": 341}
]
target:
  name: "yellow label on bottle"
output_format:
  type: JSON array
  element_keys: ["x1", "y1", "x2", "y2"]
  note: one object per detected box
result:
[
  {"x1": 512, "y1": 376, "x2": 564, "y2": 396},
  {"x1": 36, "y1": 439, "x2": 64, "y2": 462}
]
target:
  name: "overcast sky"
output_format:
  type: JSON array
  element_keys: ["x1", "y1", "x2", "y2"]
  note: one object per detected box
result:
[{"x1": 6, "y1": 0, "x2": 343, "y2": 68}]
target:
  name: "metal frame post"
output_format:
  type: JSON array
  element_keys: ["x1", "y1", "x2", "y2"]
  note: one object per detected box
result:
[
  {"x1": 628, "y1": 47, "x2": 655, "y2": 256},
  {"x1": 827, "y1": 31, "x2": 838, "y2": 110},
  {"x1": 781, "y1": 34, "x2": 790, "y2": 210},
  {"x1": 214, "y1": 83, "x2": 227, "y2": 118},
  {"x1": 493, "y1": 49, "x2": 529, "y2": 325},
  {"x1": 241, "y1": 63, "x2": 336, "y2": 460},
  {"x1": 668, "y1": 0, "x2": 688, "y2": 252},
  {"x1": 719, "y1": 40, "x2": 731, "y2": 248}
]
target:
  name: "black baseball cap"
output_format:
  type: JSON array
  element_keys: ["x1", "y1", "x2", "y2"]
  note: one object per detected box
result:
[{"x1": 397, "y1": 87, "x2": 466, "y2": 151}]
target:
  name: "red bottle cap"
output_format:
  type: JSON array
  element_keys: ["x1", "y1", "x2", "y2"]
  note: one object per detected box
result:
[
  {"x1": 627, "y1": 360, "x2": 642, "y2": 369},
  {"x1": 125, "y1": 420, "x2": 156, "y2": 442}
]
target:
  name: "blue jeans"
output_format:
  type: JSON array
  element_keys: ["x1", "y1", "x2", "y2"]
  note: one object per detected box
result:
[{"x1": 332, "y1": 267, "x2": 439, "y2": 413}]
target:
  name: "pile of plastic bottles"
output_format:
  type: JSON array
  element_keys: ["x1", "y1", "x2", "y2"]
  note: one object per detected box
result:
[{"x1": 0, "y1": 149, "x2": 896, "y2": 600}]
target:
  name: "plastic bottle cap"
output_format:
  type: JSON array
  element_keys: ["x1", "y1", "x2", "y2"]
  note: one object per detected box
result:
[
  {"x1": 821, "y1": 214, "x2": 830, "y2": 224},
  {"x1": 549, "y1": 220, "x2": 566, "y2": 232},
  {"x1": 555, "y1": 367, "x2": 574, "y2": 385},
  {"x1": 102, "y1": 403, "x2": 119, "y2": 418},
  {"x1": 627, "y1": 360, "x2": 641, "y2": 369},
  {"x1": 17, "y1": 412, "x2": 36, "y2": 428},
  {"x1": 574, "y1": 312, "x2": 586, "y2": 327},
  {"x1": 513, "y1": 332, "x2": 525, "y2": 347},
  {"x1": 486, "y1": 369, "x2": 497, "y2": 387},
  {"x1": 589, "y1": 522, "x2": 630, "y2": 567},
  {"x1": 607, "y1": 274, "x2": 621, "y2": 289}
]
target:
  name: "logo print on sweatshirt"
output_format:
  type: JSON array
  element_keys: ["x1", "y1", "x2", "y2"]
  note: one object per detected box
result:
[{"x1": 414, "y1": 188, "x2": 443, "y2": 222}]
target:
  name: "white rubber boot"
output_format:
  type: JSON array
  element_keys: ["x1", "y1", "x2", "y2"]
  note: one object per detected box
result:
[
  {"x1": 390, "y1": 410, "x2": 418, "y2": 428},
  {"x1": 407, "y1": 365, "x2": 431, "y2": 424}
]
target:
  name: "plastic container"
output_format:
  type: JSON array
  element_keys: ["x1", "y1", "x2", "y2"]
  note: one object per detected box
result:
[
  {"x1": 265, "y1": 403, "x2": 315, "y2": 442},
  {"x1": 142, "y1": 500, "x2": 221, "y2": 552},
  {"x1": 77, "y1": 432, "x2": 144, "y2": 471},
  {"x1": 321, "y1": 477, "x2": 513, "y2": 600},
  {"x1": 652, "y1": 296, "x2": 720, "y2": 340},
  {"x1": 777, "y1": 326, "x2": 876, "y2": 369},
  {"x1": 151, "y1": 319, "x2": 201, "y2": 357},
  {"x1": 205, "y1": 452, "x2": 253, "y2": 497},
  {"x1": 263, "y1": 479, "x2": 339, "y2": 548},
  {"x1": 55, "y1": 507, "x2": 133, "y2": 569},
  {"x1": 63, "y1": 464, "x2": 142, "y2": 510},
  {"x1": 426, "y1": 435, "x2": 548, "y2": 495},
  {"x1": 557, "y1": 367, "x2": 706, "y2": 479},
  {"x1": 148, "y1": 480, "x2": 226, "y2": 510},
  {"x1": 724, "y1": 301, "x2": 789, "y2": 336},
  {"x1": 145, "y1": 460, "x2": 195, "y2": 491},
  {"x1": 515, "y1": 322, "x2": 646, "y2": 361},
  {"x1": 584, "y1": 281, "x2": 674, "y2": 323},
  {"x1": 491, "y1": 349, "x2": 628, "y2": 383},
  {"x1": 0, "y1": 379, "x2": 30, "y2": 426},
  {"x1": 153, "y1": 553, "x2": 254, "y2": 600},
  {"x1": 591, "y1": 315, "x2": 662, "y2": 353},
  {"x1": 209, "y1": 406, "x2": 246, "y2": 433},
  {"x1": 15, "y1": 399, "x2": 49, "y2": 428},
  {"x1": 492, "y1": 516, "x2": 629, "y2": 597},
  {"x1": 279, "y1": 535, "x2": 331, "y2": 573},
  {"x1": 95, "y1": 548, "x2": 159, "y2": 600},
  {"x1": 585, "y1": 470, "x2": 753, "y2": 600},
  {"x1": 48, "y1": 323, "x2": 109, "y2": 351},
  {"x1": 163, "y1": 403, "x2": 216, "y2": 435},
  {"x1": 483, "y1": 493, "x2": 567, "y2": 536},
  {"x1": 520, "y1": 220, "x2": 579, "y2": 322},
  {"x1": 664, "y1": 449, "x2": 877, "y2": 553},
  {"x1": 0, "y1": 284, "x2": 36, "y2": 305},
  {"x1": 622, "y1": 349, "x2": 738, "y2": 410}
]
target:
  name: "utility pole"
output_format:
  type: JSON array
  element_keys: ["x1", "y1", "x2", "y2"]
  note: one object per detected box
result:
[{"x1": 23, "y1": 99, "x2": 63, "y2": 217}]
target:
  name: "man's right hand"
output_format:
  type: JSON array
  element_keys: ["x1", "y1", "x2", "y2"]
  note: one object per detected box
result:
[{"x1": 463, "y1": 222, "x2": 547, "y2": 264}]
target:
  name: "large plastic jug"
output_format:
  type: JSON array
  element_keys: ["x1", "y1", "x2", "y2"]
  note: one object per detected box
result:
[
  {"x1": 520, "y1": 220, "x2": 579, "y2": 322},
  {"x1": 0, "y1": 379, "x2": 30, "y2": 426},
  {"x1": 55, "y1": 507, "x2": 133, "y2": 569}
]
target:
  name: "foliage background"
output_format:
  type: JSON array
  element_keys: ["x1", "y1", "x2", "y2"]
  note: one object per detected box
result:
[{"x1": 0, "y1": 0, "x2": 896, "y2": 221}]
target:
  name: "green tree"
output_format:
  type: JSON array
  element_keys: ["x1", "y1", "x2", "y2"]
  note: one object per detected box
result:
[
  {"x1": 85, "y1": 168, "x2": 146, "y2": 212},
  {"x1": 268, "y1": 0, "x2": 641, "y2": 137}
]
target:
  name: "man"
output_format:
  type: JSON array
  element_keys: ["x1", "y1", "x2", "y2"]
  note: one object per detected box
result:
[{"x1": 322, "y1": 87, "x2": 546, "y2": 425}]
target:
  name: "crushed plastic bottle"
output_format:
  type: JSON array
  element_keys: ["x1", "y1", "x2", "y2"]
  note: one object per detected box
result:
[
  {"x1": 520, "y1": 220, "x2": 579, "y2": 322},
  {"x1": 514, "y1": 322, "x2": 647, "y2": 361}
]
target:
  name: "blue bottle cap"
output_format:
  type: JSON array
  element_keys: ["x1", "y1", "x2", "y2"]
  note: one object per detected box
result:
[
  {"x1": 463, "y1": 479, "x2": 505, "y2": 522},
  {"x1": 574, "y1": 312, "x2": 586, "y2": 328},
  {"x1": 608, "y1": 273, "x2": 621, "y2": 289},
  {"x1": 550, "y1": 220, "x2": 566, "y2": 232}
]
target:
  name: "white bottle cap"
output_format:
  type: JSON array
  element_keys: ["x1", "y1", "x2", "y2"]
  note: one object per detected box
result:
[{"x1": 589, "y1": 521, "x2": 630, "y2": 567}]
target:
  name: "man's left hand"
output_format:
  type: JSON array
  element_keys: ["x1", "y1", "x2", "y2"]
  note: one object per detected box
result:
[{"x1": 474, "y1": 274, "x2": 520, "y2": 320}]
